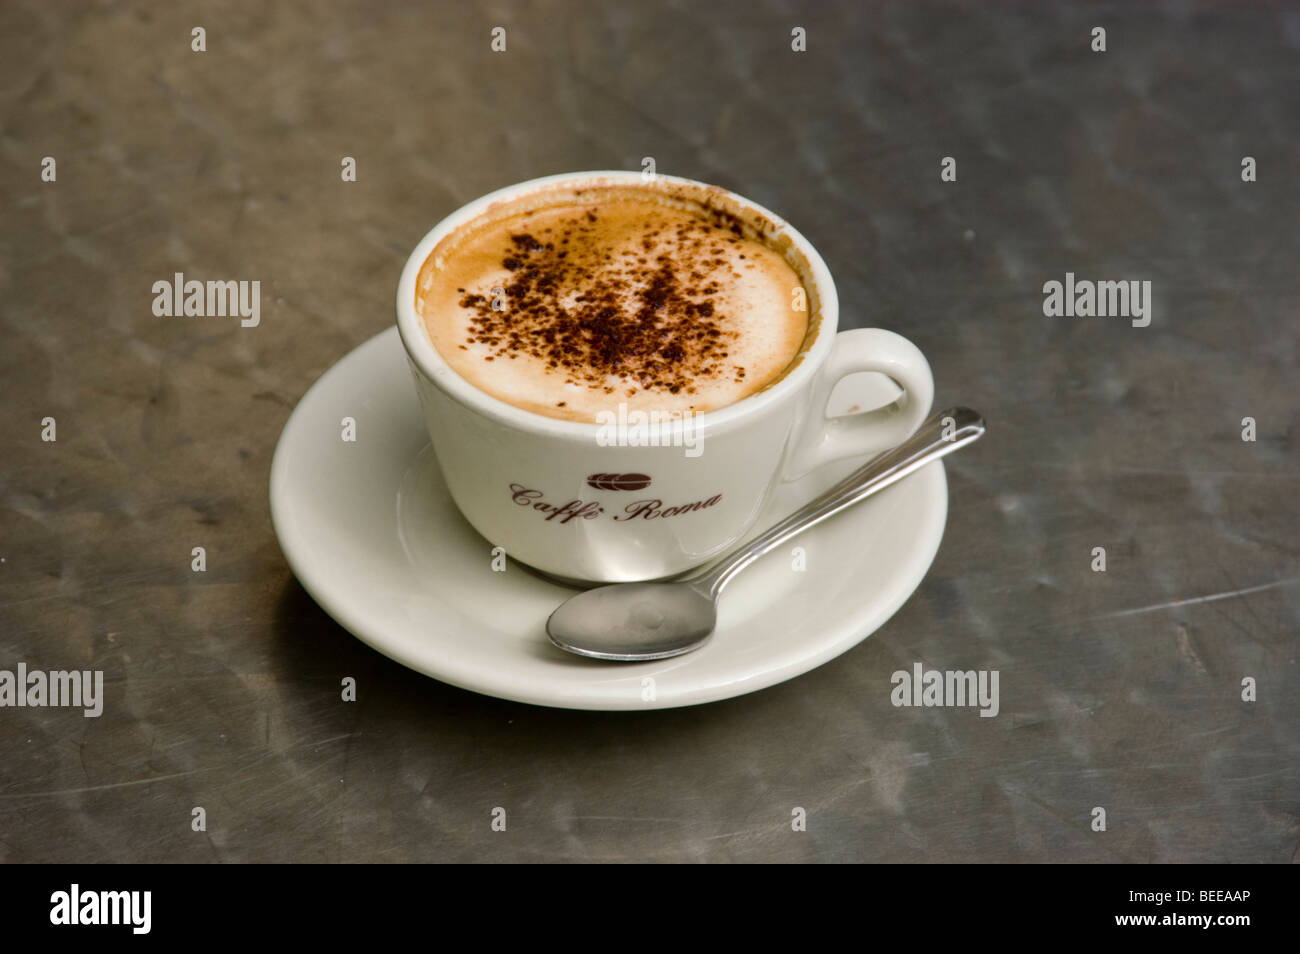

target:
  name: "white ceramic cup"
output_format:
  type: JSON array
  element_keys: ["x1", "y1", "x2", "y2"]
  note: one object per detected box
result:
[{"x1": 396, "y1": 171, "x2": 933, "y2": 583}]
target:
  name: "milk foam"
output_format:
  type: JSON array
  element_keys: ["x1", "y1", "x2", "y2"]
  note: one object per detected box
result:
[{"x1": 417, "y1": 186, "x2": 810, "y2": 423}]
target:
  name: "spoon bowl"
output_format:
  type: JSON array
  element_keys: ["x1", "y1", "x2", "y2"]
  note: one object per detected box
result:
[{"x1": 546, "y1": 581, "x2": 717, "y2": 660}]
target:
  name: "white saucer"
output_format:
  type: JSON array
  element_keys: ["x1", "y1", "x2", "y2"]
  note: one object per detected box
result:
[{"x1": 269, "y1": 328, "x2": 949, "y2": 710}]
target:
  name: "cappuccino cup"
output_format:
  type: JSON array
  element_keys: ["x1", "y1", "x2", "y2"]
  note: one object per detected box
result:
[{"x1": 396, "y1": 171, "x2": 933, "y2": 583}]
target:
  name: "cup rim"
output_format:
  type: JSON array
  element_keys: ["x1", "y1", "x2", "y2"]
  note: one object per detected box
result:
[{"x1": 395, "y1": 170, "x2": 839, "y2": 439}]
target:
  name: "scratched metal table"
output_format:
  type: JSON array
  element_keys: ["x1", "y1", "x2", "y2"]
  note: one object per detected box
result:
[{"x1": 2, "y1": 1, "x2": 1296, "y2": 863}]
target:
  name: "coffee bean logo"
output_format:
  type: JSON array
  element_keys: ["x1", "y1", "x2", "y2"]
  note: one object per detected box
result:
[{"x1": 586, "y1": 473, "x2": 652, "y2": 491}]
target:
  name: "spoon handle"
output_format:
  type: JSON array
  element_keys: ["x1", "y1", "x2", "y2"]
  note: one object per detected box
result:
[{"x1": 688, "y1": 407, "x2": 986, "y2": 597}]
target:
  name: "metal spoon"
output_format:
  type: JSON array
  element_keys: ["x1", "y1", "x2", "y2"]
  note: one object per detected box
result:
[{"x1": 546, "y1": 406, "x2": 986, "y2": 661}]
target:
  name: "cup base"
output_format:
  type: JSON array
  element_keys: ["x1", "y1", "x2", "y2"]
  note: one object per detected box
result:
[{"x1": 511, "y1": 557, "x2": 698, "y2": 590}]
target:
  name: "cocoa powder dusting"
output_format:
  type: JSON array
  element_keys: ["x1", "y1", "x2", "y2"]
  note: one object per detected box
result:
[{"x1": 456, "y1": 208, "x2": 747, "y2": 394}]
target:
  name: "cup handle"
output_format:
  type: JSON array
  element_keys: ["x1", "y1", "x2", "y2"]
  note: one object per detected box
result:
[{"x1": 784, "y1": 328, "x2": 934, "y2": 479}]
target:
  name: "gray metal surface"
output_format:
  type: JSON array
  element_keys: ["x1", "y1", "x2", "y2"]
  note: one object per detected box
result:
[{"x1": 1, "y1": 0, "x2": 1296, "y2": 862}]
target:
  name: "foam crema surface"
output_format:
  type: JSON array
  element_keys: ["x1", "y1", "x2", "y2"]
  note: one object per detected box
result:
[{"x1": 416, "y1": 182, "x2": 813, "y2": 423}]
